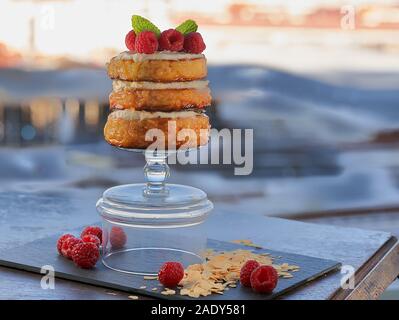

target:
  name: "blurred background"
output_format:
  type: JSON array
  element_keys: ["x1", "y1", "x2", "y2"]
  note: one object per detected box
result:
[{"x1": 0, "y1": 0, "x2": 399, "y2": 298}]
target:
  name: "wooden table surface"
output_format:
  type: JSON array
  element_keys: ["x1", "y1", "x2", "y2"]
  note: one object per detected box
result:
[{"x1": 0, "y1": 190, "x2": 398, "y2": 300}]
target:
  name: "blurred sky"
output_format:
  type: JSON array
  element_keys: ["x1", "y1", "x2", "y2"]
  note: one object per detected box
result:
[{"x1": 0, "y1": 0, "x2": 398, "y2": 72}]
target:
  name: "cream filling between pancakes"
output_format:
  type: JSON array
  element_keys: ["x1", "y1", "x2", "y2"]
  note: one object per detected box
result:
[
  {"x1": 109, "y1": 109, "x2": 204, "y2": 121},
  {"x1": 112, "y1": 79, "x2": 209, "y2": 92},
  {"x1": 114, "y1": 51, "x2": 204, "y2": 62}
]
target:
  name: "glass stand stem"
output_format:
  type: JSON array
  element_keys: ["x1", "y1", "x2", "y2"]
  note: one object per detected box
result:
[{"x1": 143, "y1": 150, "x2": 170, "y2": 197}]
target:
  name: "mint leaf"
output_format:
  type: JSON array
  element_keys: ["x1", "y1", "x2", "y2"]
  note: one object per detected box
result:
[
  {"x1": 176, "y1": 19, "x2": 198, "y2": 35},
  {"x1": 131, "y1": 15, "x2": 161, "y2": 37}
]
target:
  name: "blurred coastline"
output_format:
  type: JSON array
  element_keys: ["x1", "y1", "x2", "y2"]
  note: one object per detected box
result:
[{"x1": 0, "y1": 0, "x2": 397, "y2": 147}]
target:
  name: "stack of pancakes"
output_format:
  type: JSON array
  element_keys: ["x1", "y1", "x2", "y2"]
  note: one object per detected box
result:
[{"x1": 104, "y1": 51, "x2": 211, "y2": 149}]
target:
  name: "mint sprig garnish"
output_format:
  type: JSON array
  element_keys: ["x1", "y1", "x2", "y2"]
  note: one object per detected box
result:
[
  {"x1": 175, "y1": 19, "x2": 198, "y2": 35},
  {"x1": 131, "y1": 15, "x2": 161, "y2": 37}
]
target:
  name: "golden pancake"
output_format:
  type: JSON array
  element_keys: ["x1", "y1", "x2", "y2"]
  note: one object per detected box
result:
[
  {"x1": 107, "y1": 57, "x2": 207, "y2": 82},
  {"x1": 109, "y1": 88, "x2": 211, "y2": 111},
  {"x1": 104, "y1": 111, "x2": 209, "y2": 149}
]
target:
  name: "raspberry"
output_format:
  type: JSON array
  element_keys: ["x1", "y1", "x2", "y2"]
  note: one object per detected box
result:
[
  {"x1": 158, "y1": 261, "x2": 184, "y2": 287},
  {"x1": 250, "y1": 265, "x2": 278, "y2": 294},
  {"x1": 109, "y1": 226, "x2": 127, "y2": 249},
  {"x1": 71, "y1": 242, "x2": 99, "y2": 269},
  {"x1": 240, "y1": 260, "x2": 260, "y2": 287},
  {"x1": 81, "y1": 234, "x2": 100, "y2": 248},
  {"x1": 183, "y1": 32, "x2": 206, "y2": 54},
  {"x1": 135, "y1": 31, "x2": 158, "y2": 54},
  {"x1": 61, "y1": 237, "x2": 82, "y2": 259},
  {"x1": 57, "y1": 234, "x2": 74, "y2": 255},
  {"x1": 81, "y1": 226, "x2": 102, "y2": 243},
  {"x1": 125, "y1": 30, "x2": 136, "y2": 51},
  {"x1": 159, "y1": 29, "x2": 184, "y2": 52}
]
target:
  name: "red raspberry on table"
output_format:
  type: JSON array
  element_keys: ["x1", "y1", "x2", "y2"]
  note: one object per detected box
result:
[
  {"x1": 125, "y1": 30, "x2": 136, "y2": 51},
  {"x1": 250, "y1": 265, "x2": 278, "y2": 294},
  {"x1": 183, "y1": 32, "x2": 206, "y2": 54},
  {"x1": 159, "y1": 29, "x2": 184, "y2": 52},
  {"x1": 61, "y1": 237, "x2": 82, "y2": 259},
  {"x1": 109, "y1": 226, "x2": 127, "y2": 249},
  {"x1": 158, "y1": 261, "x2": 184, "y2": 287},
  {"x1": 71, "y1": 242, "x2": 99, "y2": 269},
  {"x1": 81, "y1": 226, "x2": 102, "y2": 243},
  {"x1": 135, "y1": 31, "x2": 158, "y2": 54},
  {"x1": 57, "y1": 234, "x2": 74, "y2": 255},
  {"x1": 240, "y1": 260, "x2": 260, "y2": 287},
  {"x1": 81, "y1": 234, "x2": 100, "y2": 248}
]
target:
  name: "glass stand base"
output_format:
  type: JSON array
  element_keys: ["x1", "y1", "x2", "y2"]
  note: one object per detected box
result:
[
  {"x1": 102, "y1": 247, "x2": 203, "y2": 276},
  {"x1": 97, "y1": 183, "x2": 212, "y2": 275},
  {"x1": 96, "y1": 148, "x2": 213, "y2": 275},
  {"x1": 99, "y1": 183, "x2": 213, "y2": 225}
]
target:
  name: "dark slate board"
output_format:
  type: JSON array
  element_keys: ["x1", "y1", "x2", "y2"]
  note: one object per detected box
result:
[{"x1": 0, "y1": 236, "x2": 340, "y2": 300}]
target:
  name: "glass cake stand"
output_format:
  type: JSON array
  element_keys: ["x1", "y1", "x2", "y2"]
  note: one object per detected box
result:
[{"x1": 96, "y1": 147, "x2": 213, "y2": 275}]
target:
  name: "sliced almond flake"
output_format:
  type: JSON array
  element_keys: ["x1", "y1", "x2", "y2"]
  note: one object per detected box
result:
[
  {"x1": 178, "y1": 248, "x2": 299, "y2": 298},
  {"x1": 128, "y1": 295, "x2": 139, "y2": 300},
  {"x1": 161, "y1": 289, "x2": 176, "y2": 296},
  {"x1": 231, "y1": 239, "x2": 263, "y2": 249},
  {"x1": 188, "y1": 291, "x2": 200, "y2": 298},
  {"x1": 180, "y1": 288, "x2": 190, "y2": 296}
]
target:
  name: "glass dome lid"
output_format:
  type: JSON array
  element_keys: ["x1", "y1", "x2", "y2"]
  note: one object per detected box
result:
[{"x1": 97, "y1": 183, "x2": 213, "y2": 228}]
